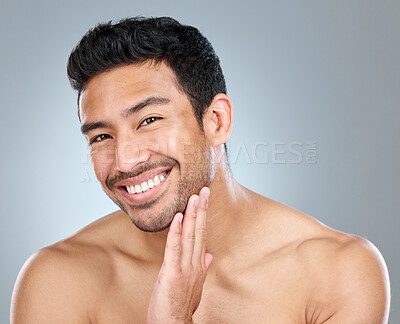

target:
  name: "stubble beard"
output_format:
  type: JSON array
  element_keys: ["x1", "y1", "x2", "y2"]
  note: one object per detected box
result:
[{"x1": 103, "y1": 141, "x2": 215, "y2": 232}]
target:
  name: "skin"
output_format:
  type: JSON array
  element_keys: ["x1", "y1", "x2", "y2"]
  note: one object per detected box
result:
[{"x1": 11, "y1": 62, "x2": 390, "y2": 323}]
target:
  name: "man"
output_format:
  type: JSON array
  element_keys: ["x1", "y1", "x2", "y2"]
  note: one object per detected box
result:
[{"x1": 11, "y1": 17, "x2": 390, "y2": 323}]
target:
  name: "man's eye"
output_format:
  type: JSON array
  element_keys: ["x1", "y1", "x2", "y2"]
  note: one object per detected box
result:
[
  {"x1": 90, "y1": 134, "x2": 111, "y2": 144},
  {"x1": 140, "y1": 116, "x2": 160, "y2": 126}
]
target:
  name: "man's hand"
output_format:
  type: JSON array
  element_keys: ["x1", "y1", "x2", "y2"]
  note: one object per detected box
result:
[{"x1": 147, "y1": 187, "x2": 213, "y2": 324}]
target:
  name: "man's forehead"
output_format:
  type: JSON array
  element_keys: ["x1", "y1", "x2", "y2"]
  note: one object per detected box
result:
[{"x1": 78, "y1": 61, "x2": 182, "y2": 120}]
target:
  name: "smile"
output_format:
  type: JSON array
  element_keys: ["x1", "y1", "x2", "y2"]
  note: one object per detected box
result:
[
  {"x1": 125, "y1": 171, "x2": 168, "y2": 194},
  {"x1": 115, "y1": 168, "x2": 171, "y2": 204}
]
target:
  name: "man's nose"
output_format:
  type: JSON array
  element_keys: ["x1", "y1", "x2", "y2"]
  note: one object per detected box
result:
[{"x1": 114, "y1": 136, "x2": 150, "y2": 173}]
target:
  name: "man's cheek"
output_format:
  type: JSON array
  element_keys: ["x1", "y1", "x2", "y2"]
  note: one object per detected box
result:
[
  {"x1": 90, "y1": 144, "x2": 116, "y2": 166},
  {"x1": 183, "y1": 143, "x2": 200, "y2": 163}
]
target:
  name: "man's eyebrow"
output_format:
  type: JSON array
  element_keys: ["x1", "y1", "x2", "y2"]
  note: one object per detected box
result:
[
  {"x1": 121, "y1": 96, "x2": 170, "y2": 118},
  {"x1": 80, "y1": 96, "x2": 170, "y2": 135},
  {"x1": 80, "y1": 121, "x2": 111, "y2": 135}
]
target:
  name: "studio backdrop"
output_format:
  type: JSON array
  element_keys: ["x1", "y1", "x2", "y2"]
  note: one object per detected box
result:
[{"x1": 1, "y1": 0, "x2": 399, "y2": 322}]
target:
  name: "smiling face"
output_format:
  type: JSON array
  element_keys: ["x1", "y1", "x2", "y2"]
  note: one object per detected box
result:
[{"x1": 79, "y1": 61, "x2": 215, "y2": 232}]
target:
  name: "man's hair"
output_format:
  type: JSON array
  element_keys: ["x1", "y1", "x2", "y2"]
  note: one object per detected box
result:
[{"x1": 67, "y1": 16, "x2": 227, "y2": 131}]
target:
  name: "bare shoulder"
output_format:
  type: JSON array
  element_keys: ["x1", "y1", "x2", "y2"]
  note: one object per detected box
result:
[
  {"x1": 253, "y1": 194, "x2": 390, "y2": 323},
  {"x1": 288, "y1": 210, "x2": 391, "y2": 323},
  {"x1": 260, "y1": 197, "x2": 390, "y2": 293},
  {"x1": 11, "y1": 211, "x2": 124, "y2": 323}
]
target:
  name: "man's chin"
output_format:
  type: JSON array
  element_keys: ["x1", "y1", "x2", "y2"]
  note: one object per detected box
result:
[
  {"x1": 127, "y1": 197, "x2": 185, "y2": 232},
  {"x1": 102, "y1": 166, "x2": 211, "y2": 232},
  {"x1": 129, "y1": 216, "x2": 173, "y2": 233}
]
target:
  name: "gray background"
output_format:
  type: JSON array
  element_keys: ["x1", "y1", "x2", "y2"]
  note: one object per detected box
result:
[{"x1": 1, "y1": 0, "x2": 399, "y2": 322}]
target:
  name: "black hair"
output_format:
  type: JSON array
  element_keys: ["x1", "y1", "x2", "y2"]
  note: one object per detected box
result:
[{"x1": 67, "y1": 16, "x2": 227, "y2": 133}]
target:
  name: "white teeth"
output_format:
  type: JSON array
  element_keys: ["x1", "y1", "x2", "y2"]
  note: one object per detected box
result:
[
  {"x1": 125, "y1": 172, "x2": 168, "y2": 194},
  {"x1": 141, "y1": 181, "x2": 149, "y2": 192},
  {"x1": 126, "y1": 185, "x2": 136, "y2": 194},
  {"x1": 148, "y1": 179, "x2": 155, "y2": 188}
]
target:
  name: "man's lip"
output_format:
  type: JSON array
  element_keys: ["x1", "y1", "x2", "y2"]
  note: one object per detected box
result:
[
  {"x1": 114, "y1": 167, "x2": 172, "y2": 188},
  {"x1": 117, "y1": 169, "x2": 171, "y2": 205}
]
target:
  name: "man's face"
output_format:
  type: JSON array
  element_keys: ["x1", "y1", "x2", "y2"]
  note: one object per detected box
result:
[{"x1": 79, "y1": 62, "x2": 214, "y2": 232}]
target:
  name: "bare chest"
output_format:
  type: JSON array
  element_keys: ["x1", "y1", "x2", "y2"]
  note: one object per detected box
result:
[{"x1": 91, "y1": 260, "x2": 309, "y2": 324}]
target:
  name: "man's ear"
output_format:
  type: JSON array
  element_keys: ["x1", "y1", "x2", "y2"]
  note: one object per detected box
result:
[{"x1": 202, "y1": 94, "x2": 233, "y2": 147}]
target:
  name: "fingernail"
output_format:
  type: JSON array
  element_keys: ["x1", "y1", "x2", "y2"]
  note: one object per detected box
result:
[
  {"x1": 205, "y1": 188, "x2": 210, "y2": 203},
  {"x1": 193, "y1": 196, "x2": 199, "y2": 208}
]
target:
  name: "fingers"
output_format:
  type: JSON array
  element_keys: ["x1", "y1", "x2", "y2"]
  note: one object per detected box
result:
[
  {"x1": 165, "y1": 187, "x2": 212, "y2": 274},
  {"x1": 150, "y1": 188, "x2": 211, "y2": 323},
  {"x1": 163, "y1": 212, "x2": 183, "y2": 271},
  {"x1": 180, "y1": 195, "x2": 199, "y2": 269},
  {"x1": 192, "y1": 187, "x2": 210, "y2": 270}
]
